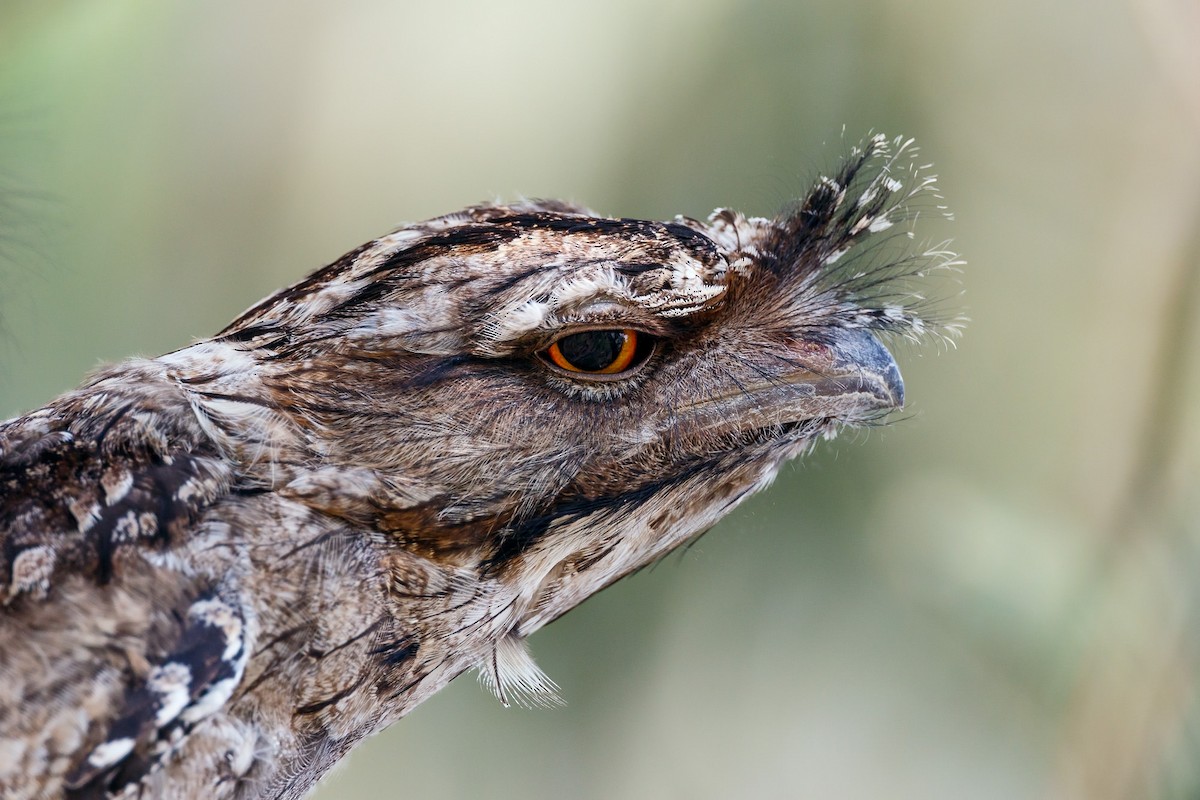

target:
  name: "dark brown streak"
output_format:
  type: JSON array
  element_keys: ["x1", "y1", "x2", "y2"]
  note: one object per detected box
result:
[
  {"x1": 275, "y1": 530, "x2": 341, "y2": 562},
  {"x1": 306, "y1": 620, "x2": 380, "y2": 660},
  {"x1": 293, "y1": 676, "x2": 368, "y2": 717}
]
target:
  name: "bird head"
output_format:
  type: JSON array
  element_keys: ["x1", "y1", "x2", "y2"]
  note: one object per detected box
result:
[{"x1": 167, "y1": 133, "x2": 961, "y2": 638}]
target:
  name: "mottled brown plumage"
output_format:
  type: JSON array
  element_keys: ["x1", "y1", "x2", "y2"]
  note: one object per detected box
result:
[{"x1": 0, "y1": 135, "x2": 959, "y2": 799}]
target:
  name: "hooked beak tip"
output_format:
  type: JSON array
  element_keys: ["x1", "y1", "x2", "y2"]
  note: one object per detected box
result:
[{"x1": 825, "y1": 328, "x2": 905, "y2": 411}]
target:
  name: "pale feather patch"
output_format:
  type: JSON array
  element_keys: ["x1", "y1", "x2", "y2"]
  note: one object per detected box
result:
[
  {"x1": 4, "y1": 545, "x2": 55, "y2": 602},
  {"x1": 480, "y1": 269, "x2": 626, "y2": 347},
  {"x1": 476, "y1": 635, "x2": 563, "y2": 709},
  {"x1": 282, "y1": 465, "x2": 440, "y2": 515},
  {"x1": 159, "y1": 340, "x2": 259, "y2": 377},
  {"x1": 551, "y1": 269, "x2": 625, "y2": 310},
  {"x1": 189, "y1": 597, "x2": 245, "y2": 662},
  {"x1": 179, "y1": 674, "x2": 242, "y2": 724},
  {"x1": 0, "y1": 737, "x2": 24, "y2": 779},
  {"x1": 102, "y1": 470, "x2": 134, "y2": 505},
  {"x1": 346, "y1": 306, "x2": 424, "y2": 339},
  {"x1": 375, "y1": 225, "x2": 431, "y2": 251},
  {"x1": 85, "y1": 737, "x2": 136, "y2": 770},
  {"x1": 148, "y1": 663, "x2": 192, "y2": 727},
  {"x1": 822, "y1": 247, "x2": 849, "y2": 266},
  {"x1": 300, "y1": 277, "x2": 370, "y2": 317},
  {"x1": 485, "y1": 299, "x2": 550, "y2": 343}
]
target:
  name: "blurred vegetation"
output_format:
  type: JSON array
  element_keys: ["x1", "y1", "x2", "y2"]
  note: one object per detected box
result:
[{"x1": 1, "y1": 1, "x2": 1198, "y2": 798}]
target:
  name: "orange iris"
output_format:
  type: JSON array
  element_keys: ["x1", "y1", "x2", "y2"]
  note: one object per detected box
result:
[{"x1": 547, "y1": 329, "x2": 640, "y2": 374}]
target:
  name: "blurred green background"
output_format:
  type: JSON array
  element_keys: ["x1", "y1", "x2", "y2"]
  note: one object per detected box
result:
[{"x1": 2, "y1": 1, "x2": 1198, "y2": 798}]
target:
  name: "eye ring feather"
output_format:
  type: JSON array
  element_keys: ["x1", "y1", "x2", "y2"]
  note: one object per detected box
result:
[{"x1": 539, "y1": 329, "x2": 654, "y2": 378}]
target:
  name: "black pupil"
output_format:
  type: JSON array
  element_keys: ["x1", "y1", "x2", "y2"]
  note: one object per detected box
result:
[{"x1": 558, "y1": 330, "x2": 627, "y2": 372}]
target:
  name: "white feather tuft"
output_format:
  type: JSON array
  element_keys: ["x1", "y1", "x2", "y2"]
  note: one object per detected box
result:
[{"x1": 476, "y1": 635, "x2": 563, "y2": 709}]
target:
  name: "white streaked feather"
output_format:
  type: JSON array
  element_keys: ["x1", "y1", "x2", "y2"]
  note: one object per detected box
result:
[{"x1": 476, "y1": 635, "x2": 563, "y2": 709}]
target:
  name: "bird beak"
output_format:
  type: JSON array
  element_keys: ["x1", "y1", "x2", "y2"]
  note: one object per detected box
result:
[
  {"x1": 807, "y1": 327, "x2": 905, "y2": 412},
  {"x1": 675, "y1": 327, "x2": 904, "y2": 430}
]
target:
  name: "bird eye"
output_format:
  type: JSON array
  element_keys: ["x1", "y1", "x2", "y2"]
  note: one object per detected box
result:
[{"x1": 542, "y1": 329, "x2": 650, "y2": 376}]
